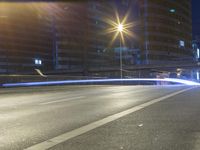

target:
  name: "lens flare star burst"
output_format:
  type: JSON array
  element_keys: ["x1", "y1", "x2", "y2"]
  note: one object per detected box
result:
[{"x1": 104, "y1": 10, "x2": 135, "y2": 46}]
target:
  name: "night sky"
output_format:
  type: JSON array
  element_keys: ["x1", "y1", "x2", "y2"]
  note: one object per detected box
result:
[{"x1": 192, "y1": 0, "x2": 200, "y2": 38}]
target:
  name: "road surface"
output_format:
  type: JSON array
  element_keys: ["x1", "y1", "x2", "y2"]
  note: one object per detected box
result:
[{"x1": 0, "y1": 85, "x2": 199, "y2": 150}]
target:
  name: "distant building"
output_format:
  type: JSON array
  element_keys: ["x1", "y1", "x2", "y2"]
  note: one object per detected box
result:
[
  {"x1": 192, "y1": 36, "x2": 200, "y2": 61},
  {"x1": 139, "y1": 0, "x2": 193, "y2": 64}
]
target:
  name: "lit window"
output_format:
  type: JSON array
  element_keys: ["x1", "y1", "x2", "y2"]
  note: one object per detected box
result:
[
  {"x1": 34, "y1": 59, "x2": 42, "y2": 65},
  {"x1": 169, "y1": 9, "x2": 176, "y2": 13},
  {"x1": 197, "y1": 71, "x2": 200, "y2": 80},
  {"x1": 38, "y1": 60, "x2": 42, "y2": 65},
  {"x1": 35, "y1": 59, "x2": 39, "y2": 65},
  {"x1": 197, "y1": 48, "x2": 200, "y2": 58},
  {"x1": 179, "y1": 40, "x2": 185, "y2": 47}
]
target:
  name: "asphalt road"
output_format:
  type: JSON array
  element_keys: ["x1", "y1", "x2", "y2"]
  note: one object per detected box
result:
[{"x1": 0, "y1": 85, "x2": 198, "y2": 150}]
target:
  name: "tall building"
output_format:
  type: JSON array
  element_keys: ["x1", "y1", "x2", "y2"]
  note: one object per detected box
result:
[
  {"x1": 0, "y1": 1, "x2": 194, "y2": 75},
  {"x1": 0, "y1": 2, "x2": 114, "y2": 74},
  {"x1": 50, "y1": 3, "x2": 88, "y2": 72},
  {"x1": 0, "y1": 3, "x2": 53, "y2": 73},
  {"x1": 140, "y1": 0, "x2": 193, "y2": 64},
  {"x1": 87, "y1": 1, "x2": 115, "y2": 70},
  {"x1": 52, "y1": 1, "x2": 117, "y2": 75}
]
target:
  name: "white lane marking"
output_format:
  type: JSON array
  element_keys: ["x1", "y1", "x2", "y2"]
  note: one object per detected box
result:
[
  {"x1": 193, "y1": 132, "x2": 200, "y2": 150},
  {"x1": 25, "y1": 87, "x2": 195, "y2": 150},
  {"x1": 39, "y1": 96, "x2": 84, "y2": 105}
]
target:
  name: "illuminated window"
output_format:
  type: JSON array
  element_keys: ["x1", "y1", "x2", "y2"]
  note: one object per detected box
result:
[
  {"x1": 197, "y1": 48, "x2": 200, "y2": 58},
  {"x1": 197, "y1": 71, "x2": 200, "y2": 80},
  {"x1": 169, "y1": 9, "x2": 176, "y2": 13},
  {"x1": 179, "y1": 40, "x2": 185, "y2": 47},
  {"x1": 34, "y1": 59, "x2": 42, "y2": 65}
]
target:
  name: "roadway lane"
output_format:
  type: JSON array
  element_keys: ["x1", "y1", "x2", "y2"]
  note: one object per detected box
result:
[
  {"x1": 48, "y1": 86, "x2": 200, "y2": 150},
  {"x1": 0, "y1": 85, "x2": 191, "y2": 149}
]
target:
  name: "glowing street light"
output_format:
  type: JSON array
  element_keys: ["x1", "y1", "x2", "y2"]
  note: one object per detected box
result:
[
  {"x1": 117, "y1": 24, "x2": 123, "y2": 32},
  {"x1": 104, "y1": 10, "x2": 135, "y2": 79},
  {"x1": 115, "y1": 21, "x2": 129, "y2": 79},
  {"x1": 117, "y1": 23, "x2": 124, "y2": 79}
]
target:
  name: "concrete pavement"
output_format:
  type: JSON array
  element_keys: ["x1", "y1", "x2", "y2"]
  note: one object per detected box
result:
[
  {"x1": 0, "y1": 85, "x2": 196, "y2": 150},
  {"x1": 48, "y1": 86, "x2": 200, "y2": 150}
]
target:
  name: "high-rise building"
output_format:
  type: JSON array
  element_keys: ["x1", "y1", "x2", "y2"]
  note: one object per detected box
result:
[
  {"x1": 87, "y1": 1, "x2": 115, "y2": 70},
  {"x1": 52, "y1": 1, "x2": 117, "y2": 75},
  {"x1": 0, "y1": 1, "x2": 194, "y2": 75},
  {"x1": 139, "y1": 0, "x2": 193, "y2": 64},
  {"x1": 0, "y1": 3, "x2": 53, "y2": 73},
  {"x1": 50, "y1": 3, "x2": 88, "y2": 72}
]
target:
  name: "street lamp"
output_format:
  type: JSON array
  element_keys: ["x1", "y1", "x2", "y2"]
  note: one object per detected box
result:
[
  {"x1": 105, "y1": 11, "x2": 134, "y2": 78},
  {"x1": 117, "y1": 24, "x2": 123, "y2": 32},
  {"x1": 117, "y1": 23, "x2": 124, "y2": 79}
]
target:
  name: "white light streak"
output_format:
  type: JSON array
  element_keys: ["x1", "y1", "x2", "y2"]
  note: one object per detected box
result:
[{"x1": 2, "y1": 78, "x2": 200, "y2": 87}]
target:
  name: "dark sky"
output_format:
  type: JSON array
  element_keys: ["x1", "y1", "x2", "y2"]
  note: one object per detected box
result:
[{"x1": 192, "y1": 0, "x2": 200, "y2": 38}]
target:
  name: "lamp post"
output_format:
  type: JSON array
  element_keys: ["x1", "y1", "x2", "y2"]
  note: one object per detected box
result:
[
  {"x1": 105, "y1": 13, "x2": 134, "y2": 78},
  {"x1": 117, "y1": 24, "x2": 124, "y2": 79}
]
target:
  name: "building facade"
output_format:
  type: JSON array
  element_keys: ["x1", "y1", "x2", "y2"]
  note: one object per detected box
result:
[
  {"x1": 139, "y1": 0, "x2": 193, "y2": 64},
  {"x1": 50, "y1": 3, "x2": 88, "y2": 73},
  {"x1": 0, "y1": 3, "x2": 54, "y2": 73},
  {"x1": 0, "y1": 1, "x2": 194, "y2": 75},
  {"x1": 52, "y1": 1, "x2": 118, "y2": 75}
]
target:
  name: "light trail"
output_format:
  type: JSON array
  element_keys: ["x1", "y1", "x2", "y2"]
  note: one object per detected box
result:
[{"x1": 2, "y1": 78, "x2": 200, "y2": 87}]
